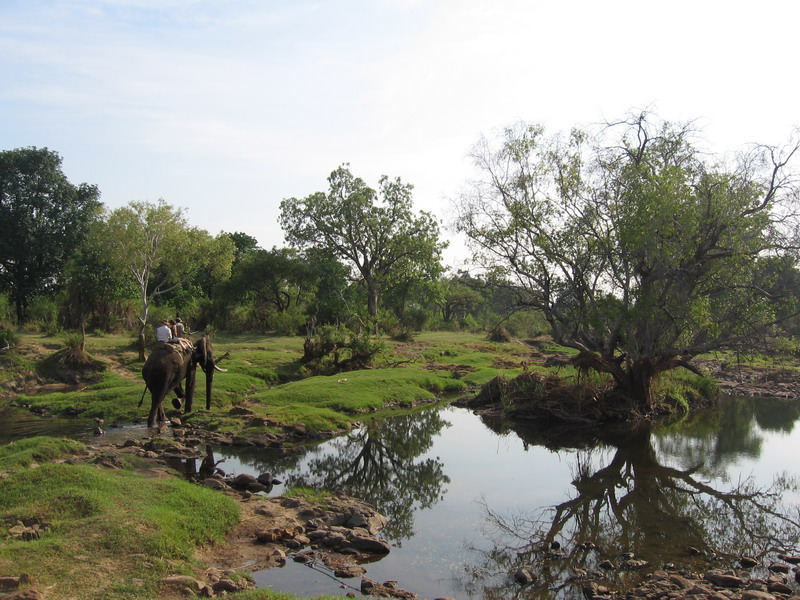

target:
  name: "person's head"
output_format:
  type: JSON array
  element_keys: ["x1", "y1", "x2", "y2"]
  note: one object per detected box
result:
[
  {"x1": 175, "y1": 317, "x2": 182, "y2": 323},
  {"x1": 161, "y1": 319, "x2": 169, "y2": 326}
]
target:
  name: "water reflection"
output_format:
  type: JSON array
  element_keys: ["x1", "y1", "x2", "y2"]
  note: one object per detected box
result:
[
  {"x1": 465, "y1": 399, "x2": 800, "y2": 599},
  {"x1": 284, "y1": 410, "x2": 451, "y2": 542}
]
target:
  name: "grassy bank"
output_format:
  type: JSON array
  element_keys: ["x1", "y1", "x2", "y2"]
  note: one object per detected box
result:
[
  {"x1": 2, "y1": 331, "x2": 535, "y2": 435},
  {"x1": 0, "y1": 437, "x2": 240, "y2": 599}
]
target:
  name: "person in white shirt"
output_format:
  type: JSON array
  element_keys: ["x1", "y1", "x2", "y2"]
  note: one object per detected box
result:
[{"x1": 155, "y1": 320, "x2": 172, "y2": 343}]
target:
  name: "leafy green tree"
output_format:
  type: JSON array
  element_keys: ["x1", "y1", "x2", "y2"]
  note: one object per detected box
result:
[
  {"x1": 441, "y1": 273, "x2": 486, "y2": 323},
  {"x1": 100, "y1": 200, "x2": 234, "y2": 359},
  {"x1": 304, "y1": 249, "x2": 354, "y2": 324},
  {"x1": 458, "y1": 115, "x2": 800, "y2": 410},
  {"x1": 223, "y1": 231, "x2": 260, "y2": 263},
  {"x1": 0, "y1": 147, "x2": 101, "y2": 322},
  {"x1": 230, "y1": 247, "x2": 312, "y2": 313},
  {"x1": 280, "y1": 165, "x2": 447, "y2": 321},
  {"x1": 61, "y1": 221, "x2": 135, "y2": 335}
]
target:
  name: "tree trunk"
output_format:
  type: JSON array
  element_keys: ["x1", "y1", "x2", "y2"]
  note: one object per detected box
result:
[
  {"x1": 366, "y1": 278, "x2": 379, "y2": 318},
  {"x1": 137, "y1": 318, "x2": 147, "y2": 361},
  {"x1": 618, "y1": 360, "x2": 659, "y2": 412}
]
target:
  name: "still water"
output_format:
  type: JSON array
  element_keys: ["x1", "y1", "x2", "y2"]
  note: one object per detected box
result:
[{"x1": 199, "y1": 398, "x2": 800, "y2": 599}]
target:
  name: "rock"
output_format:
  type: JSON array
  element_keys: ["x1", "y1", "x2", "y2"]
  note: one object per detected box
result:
[
  {"x1": 344, "y1": 507, "x2": 387, "y2": 534},
  {"x1": 212, "y1": 578, "x2": 245, "y2": 593},
  {"x1": 741, "y1": 591, "x2": 777, "y2": 600},
  {"x1": 280, "y1": 497, "x2": 302, "y2": 509},
  {"x1": 768, "y1": 562, "x2": 790, "y2": 573},
  {"x1": 201, "y1": 478, "x2": 230, "y2": 491},
  {"x1": 582, "y1": 582, "x2": 613, "y2": 599},
  {"x1": 513, "y1": 568, "x2": 535, "y2": 585},
  {"x1": 347, "y1": 534, "x2": 390, "y2": 555},
  {"x1": 621, "y1": 559, "x2": 649, "y2": 570},
  {"x1": 739, "y1": 556, "x2": 759, "y2": 568},
  {"x1": 257, "y1": 472, "x2": 274, "y2": 486},
  {"x1": 163, "y1": 575, "x2": 204, "y2": 591},
  {"x1": 768, "y1": 580, "x2": 793, "y2": 595},
  {"x1": 704, "y1": 570, "x2": 746, "y2": 588},
  {"x1": 246, "y1": 481, "x2": 270, "y2": 493},
  {"x1": 334, "y1": 565, "x2": 367, "y2": 578},
  {"x1": 668, "y1": 574, "x2": 693, "y2": 589},
  {"x1": 322, "y1": 531, "x2": 348, "y2": 548},
  {"x1": 230, "y1": 473, "x2": 258, "y2": 490},
  {"x1": 777, "y1": 553, "x2": 800, "y2": 564},
  {"x1": 0, "y1": 591, "x2": 44, "y2": 600},
  {"x1": 598, "y1": 559, "x2": 616, "y2": 570}
]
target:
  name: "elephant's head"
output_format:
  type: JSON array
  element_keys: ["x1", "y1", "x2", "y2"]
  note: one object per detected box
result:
[{"x1": 192, "y1": 335, "x2": 229, "y2": 410}]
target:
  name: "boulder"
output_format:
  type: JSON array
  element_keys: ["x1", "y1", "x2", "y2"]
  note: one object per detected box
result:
[
  {"x1": 741, "y1": 591, "x2": 777, "y2": 600},
  {"x1": 347, "y1": 534, "x2": 390, "y2": 555},
  {"x1": 704, "y1": 570, "x2": 746, "y2": 588}
]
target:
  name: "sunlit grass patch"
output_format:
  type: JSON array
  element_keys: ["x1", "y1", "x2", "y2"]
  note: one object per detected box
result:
[{"x1": 0, "y1": 437, "x2": 240, "y2": 599}]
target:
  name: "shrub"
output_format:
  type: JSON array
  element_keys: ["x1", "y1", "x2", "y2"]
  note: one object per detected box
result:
[{"x1": 0, "y1": 326, "x2": 18, "y2": 349}]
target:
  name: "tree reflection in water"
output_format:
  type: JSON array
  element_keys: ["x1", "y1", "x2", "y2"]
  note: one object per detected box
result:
[
  {"x1": 284, "y1": 410, "x2": 451, "y2": 542},
  {"x1": 466, "y1": 400, "x2": 800, "y2": 600}
]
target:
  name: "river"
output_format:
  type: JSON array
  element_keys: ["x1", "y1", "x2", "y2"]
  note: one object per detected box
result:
[
  {"x1": 3, "y1": 397, "x2": 800, "y2": 598},
  {"x1": 189, "y1": 397, "x2": 800, "y2": 599}
]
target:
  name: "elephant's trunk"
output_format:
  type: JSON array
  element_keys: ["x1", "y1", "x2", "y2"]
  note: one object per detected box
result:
[{"x1": 205, "y1": 360, "x2": 214, "y2": 410}]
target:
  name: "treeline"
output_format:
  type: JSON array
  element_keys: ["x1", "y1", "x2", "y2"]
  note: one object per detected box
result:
[
  {"x1": 4, "y1": 112, "x2": 800, "y2": 406},
  {"x1": 0, "y1": 148, "x2": 545, "y2": 349}
]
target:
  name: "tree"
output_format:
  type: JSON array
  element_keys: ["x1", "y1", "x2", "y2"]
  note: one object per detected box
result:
[
  {"x1": 457, "y1": 115, "x2": 800, "y2": 410},
  {"x1": 223, "y1": 231, "x2": 260, "y2": 263},
  {"x1": 62, "y1": 221, "x2": 135, "y2": 336},
  {"x1": 101, "y1": 200, "x2": 234, "y2": 359},
  {"x1": 280, "y1": 165, "x2": 446, "y2": 321},
  {"x1": 0, "y1": 147, "x2": 101, "y2": 322}
]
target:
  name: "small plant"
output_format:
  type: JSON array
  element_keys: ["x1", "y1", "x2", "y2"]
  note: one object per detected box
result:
[{"x1": 60, "y1": 331, "x2": 92, "y2": 367}]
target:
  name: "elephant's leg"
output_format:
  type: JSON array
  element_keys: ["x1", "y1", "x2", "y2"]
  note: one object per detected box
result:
[
  {"x1": 158, "y1": 403, "x2": 168, "y2": 423},
  {"x1": 172, "y1": 383, "x2": 185, "y2": 410},
  {"x1": 147, "y1": 392, "x2": 163, "y2": 428}
]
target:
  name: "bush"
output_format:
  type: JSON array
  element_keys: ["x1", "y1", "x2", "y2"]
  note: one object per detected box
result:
[
  {"x1": 0, "y1": 326, "x2": 18, "y2": 349},
  {"x1": 270, "y1": 308, "x2": 307, "y2": 336},
  {"x1": 27, "y1": 296, "x2": 60, "y2": 334}
]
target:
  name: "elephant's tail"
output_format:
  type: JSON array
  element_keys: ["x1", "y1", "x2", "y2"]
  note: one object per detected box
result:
[{"x1": 138, "y1": 384, "x2": 148, "y2": 408}]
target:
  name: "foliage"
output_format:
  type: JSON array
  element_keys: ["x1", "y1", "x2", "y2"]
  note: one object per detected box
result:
[
  {"x1": 301, "y1": 323, "x2": 385, "y2": 373},
  {"x1": 60, "y1": 219, "x2": 137, "y2": 333},
  {"x1": 0, "y1": 325, "x2": 17, "y2": 349},
  {"x1": 0, "y1": 147, "x2": 102, "y2": 323},
  {"x1": 99, "y1": 199, "x2": 235, "y2": 357},
  {"x1": 280, "y1": 164, "x2": 446, "y2": 319},
  {"x1": 458, "y1": 114, "x2": 800, "y2": 409}
]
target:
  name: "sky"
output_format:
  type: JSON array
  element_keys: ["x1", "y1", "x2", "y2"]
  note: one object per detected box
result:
[{"x1": 2, "y1": 0, "x2": 799, "y2": 269}]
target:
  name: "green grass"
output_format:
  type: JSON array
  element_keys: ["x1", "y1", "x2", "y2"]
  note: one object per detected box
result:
[
  {"x1": 0, "y1": 437, "x2": 240, "y2": 600},
  {"x1": 5, "y1": 329, "x2": 559, "y2": 436},
  {"x1": 0, "y1": 435, "x2": 85, "y2": 469}
]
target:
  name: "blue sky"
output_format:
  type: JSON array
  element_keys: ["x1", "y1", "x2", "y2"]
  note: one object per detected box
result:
[{"x1": 2, "y1": 0, "x2": 798, "y2": 268}]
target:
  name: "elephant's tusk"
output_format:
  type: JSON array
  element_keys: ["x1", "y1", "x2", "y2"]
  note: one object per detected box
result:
[{"x1": 214, "y1": 365, "x2": 228, "y2": 373}]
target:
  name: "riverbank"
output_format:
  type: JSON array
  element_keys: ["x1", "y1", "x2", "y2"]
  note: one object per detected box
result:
[{"x1": 3, "y1": 332, "x2": 800, "y2": 599}]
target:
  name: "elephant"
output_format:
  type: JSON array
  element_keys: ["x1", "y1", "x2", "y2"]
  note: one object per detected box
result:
[{"x1": 140, "y1": 335, "x2": 228, "y2": 427}]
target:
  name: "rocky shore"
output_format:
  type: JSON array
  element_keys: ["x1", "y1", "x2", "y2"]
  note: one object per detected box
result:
[{"x1": 605, "y1": 566, "x2": 800, "y2": 600}]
